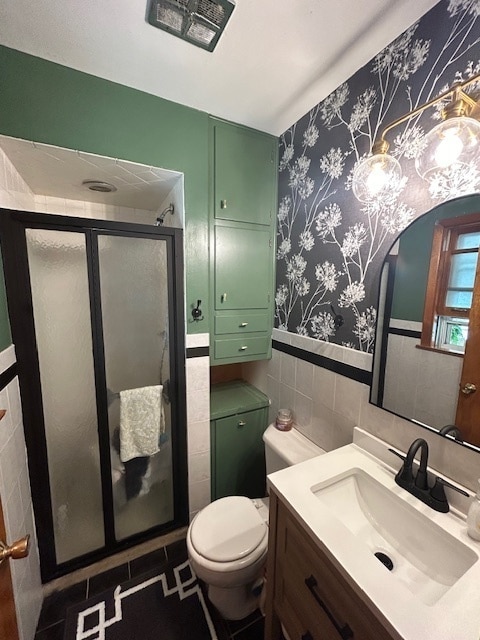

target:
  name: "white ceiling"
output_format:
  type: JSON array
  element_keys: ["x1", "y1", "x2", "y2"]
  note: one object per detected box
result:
[
  {"x1": 0, "y1": 0, "x2": 440, "y2": 136},
  {"x1": 0, "y1": 136, "x2": 182, "y2": 211}
]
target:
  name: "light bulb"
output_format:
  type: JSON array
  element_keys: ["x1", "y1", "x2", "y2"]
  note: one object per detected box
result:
[
  {"x1": 434, "y1": 128, "x2": 464, "y2": 168},
  {"x1": 366, "y1": 163, "x2": 388, "y2": 195},
  {"x1": 352, "y1": 153, "x2": 402, "y2": 203},
  {"x1": 415, "y1": 116, "x2": 480, "y2": 181}
]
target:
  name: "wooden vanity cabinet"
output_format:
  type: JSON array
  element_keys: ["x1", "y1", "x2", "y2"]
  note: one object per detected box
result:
[{"x1": 265, "y1": 491, "x2": 397, "y2": 640}]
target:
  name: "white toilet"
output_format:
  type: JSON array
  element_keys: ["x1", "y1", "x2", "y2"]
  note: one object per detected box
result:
[{"x1": 187, "y1": 423, "x2": 325, "y2": 620}]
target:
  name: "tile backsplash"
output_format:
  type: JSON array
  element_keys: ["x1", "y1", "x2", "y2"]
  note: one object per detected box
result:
[{"x1": 243, "y1": 328, "x2": 480, "y2": 497}]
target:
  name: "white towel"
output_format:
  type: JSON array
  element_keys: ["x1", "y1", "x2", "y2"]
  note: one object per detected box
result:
[{"x1": 119, "y1": 385, "x2": 165, "y2": 462}]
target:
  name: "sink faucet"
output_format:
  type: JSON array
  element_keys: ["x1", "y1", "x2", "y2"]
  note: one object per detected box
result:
[
  {"x1": 397, "y1": 438, "x2": 429, "y2": 490},
  {"x1": 438, "y1": 424, "x2": 464, "y2": 443},
  {"x1": 389, "y1": 438, "x2": 468, "y2": 512}
]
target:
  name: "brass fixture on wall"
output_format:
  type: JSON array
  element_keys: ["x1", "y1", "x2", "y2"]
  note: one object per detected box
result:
[{"x1": 352, "y1": 72, "x2": 480, "y2": 202}]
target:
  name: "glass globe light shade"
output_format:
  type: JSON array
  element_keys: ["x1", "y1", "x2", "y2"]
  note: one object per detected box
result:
[
  {"x1": 415, "y1": 116, "x2": 480, "y2": 181},
  {"x1": 352, "y1": 153, "x2": 402, "y2": 203}
]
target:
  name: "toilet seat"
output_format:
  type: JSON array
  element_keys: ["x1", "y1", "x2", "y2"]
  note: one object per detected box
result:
[{"x1": 189, "y1": 496, "x2": 268, "y2": 568}]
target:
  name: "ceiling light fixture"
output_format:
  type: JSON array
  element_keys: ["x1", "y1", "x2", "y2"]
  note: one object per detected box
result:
[
  {"x1": 147, "y1": 0, "x2": 235, "y2": 52},
  {"x1": 352, "y1": 73, "x2": 480, "y2": 202},
  {"x1": 82, "y1": 180, "x2": 117, "y2": 193}
]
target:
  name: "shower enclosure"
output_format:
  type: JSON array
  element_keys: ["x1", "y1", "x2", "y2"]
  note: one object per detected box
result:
[{"x1": 0, "y1": 210, "x2": 188, "y2": 581}]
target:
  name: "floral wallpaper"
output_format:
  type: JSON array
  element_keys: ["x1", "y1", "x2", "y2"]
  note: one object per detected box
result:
[{"x1": 275, "y1": 0, "x2": 480, "y2": 352}]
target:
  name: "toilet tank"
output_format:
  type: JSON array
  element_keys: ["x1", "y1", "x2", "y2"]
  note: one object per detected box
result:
[{"x1": 262, "y1": 424, "x2": 325, "y2": 474}]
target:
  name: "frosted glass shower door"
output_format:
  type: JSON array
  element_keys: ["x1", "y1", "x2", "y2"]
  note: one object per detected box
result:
[
  {"x1": 97, "y1": 234, "x2": 174, "y2": 541},
  {"x1": 26, "y1": 229, "x2": 105, "y2": 564}
]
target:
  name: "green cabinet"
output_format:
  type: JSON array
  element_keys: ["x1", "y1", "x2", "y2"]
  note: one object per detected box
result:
[
  {"x1": 210, "y1": 380, "x2": 270, "y2": 500},
  {"x1": 214, "y1": 124, "x2": 275, "y2": 226},
  {"x1": 210, "y1": 118, "x2": 278, "y2": 365}
]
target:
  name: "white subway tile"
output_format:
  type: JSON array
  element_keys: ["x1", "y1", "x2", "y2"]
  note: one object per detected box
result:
[
  {"x1": 295, "y1": 359, "x2": 313, "y2": 399},
  {"x1": 186, "y1": 388, "x2": 210, "y2": 423},
  {"x1": 0, "y1": 345, "x2": 16, "y2": 374},
  {"x1": 187, "y1": 420, "x2": 210, "y2": 455},
  {"x1": 188, "y1": 451, "x2": 210, "y2": 483},
  {"x1": 186, "y1": 357, "x2": 210, "y2": 392},
  {"x1": 189, "y1": 479, "x2": 210, "y2": 513},
  {"x1": 185, "y1": 333, "x2": 209, "y2": 349}
]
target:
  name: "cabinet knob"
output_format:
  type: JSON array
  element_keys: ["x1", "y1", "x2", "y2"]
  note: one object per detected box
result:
[
  {"x1": 221, "y1": 293, "x2": 227, "y2": 303},
  {"x1": 220, "y1": 199, "x2": 227, "y2": 209},
  {"x1": 239, "y1": 322, "x2": 248, "y2": 327},
  {"x1": 239, "y1": 345, "x2": 248, "y2": 351},
  {"x1": 238, "y1": 420, "x2": 246, "y2": 427}
]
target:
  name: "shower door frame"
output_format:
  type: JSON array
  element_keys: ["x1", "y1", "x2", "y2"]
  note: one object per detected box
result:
[{"x1": 0, "y1": 209, "x2": 189, "y2": 581}]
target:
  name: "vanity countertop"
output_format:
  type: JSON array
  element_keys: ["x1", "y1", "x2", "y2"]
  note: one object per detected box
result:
[{"x1": 267, "y1": 440, "x2": 480, "y2": 640}]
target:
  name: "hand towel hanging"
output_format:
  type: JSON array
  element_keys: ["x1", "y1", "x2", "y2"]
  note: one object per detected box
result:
[{"x1": 119, "y1": 385, "x2": 165, "y2": 462}]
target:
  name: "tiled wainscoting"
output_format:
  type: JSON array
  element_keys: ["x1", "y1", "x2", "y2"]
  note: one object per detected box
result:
[
  {"x1": 242, "y1": 328, "x2": 480, "y2": 494},
  {"x1": 185, "y1": 334, "x2": 211, "y2": 520},
  {"x1": 0, "y1": 346, "x2": 43, "y2": 639}
]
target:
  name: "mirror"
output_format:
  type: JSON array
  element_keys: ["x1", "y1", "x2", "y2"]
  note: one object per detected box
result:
[{"x1": 371, "y1": 193, "x2": 480, "y2": 451}]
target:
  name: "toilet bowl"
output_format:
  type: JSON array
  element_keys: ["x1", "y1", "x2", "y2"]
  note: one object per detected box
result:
[{"x1": 187, "y1": 423, "x2": 325, "y2": 620}]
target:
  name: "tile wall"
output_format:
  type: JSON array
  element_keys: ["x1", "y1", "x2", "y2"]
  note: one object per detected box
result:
[
  {"x1": 383, "y1": 320, "x2": 461, "y2": 429},
  {"x1": 0, "y1": 148, "x2": 42, "y2": 639},
  {"x1": 185, "y1": 333, "x2": 211, "y2": 520},
  {"x1": 243, "y1": 328, "x2": 480, "y2": 499}
]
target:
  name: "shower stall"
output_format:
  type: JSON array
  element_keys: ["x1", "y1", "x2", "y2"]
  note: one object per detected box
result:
[{"x1": 0, "y1": 209, "x2": 188, "y2": 581}]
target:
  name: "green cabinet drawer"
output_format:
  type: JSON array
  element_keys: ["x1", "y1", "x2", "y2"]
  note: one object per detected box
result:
[
  {"x1": 214, "y1": 336, "x2": 270, "y2": 360},
  {"x1": 212, "y1": 407, "x2": 268, "y2": 499},
  {"x1": 215, "y1": 313, "x2": 269, "y2": 335}
]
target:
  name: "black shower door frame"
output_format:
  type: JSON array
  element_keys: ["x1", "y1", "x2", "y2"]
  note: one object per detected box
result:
[{"x1": 0, "y1": 209, "x2": 188, "y2": 581}]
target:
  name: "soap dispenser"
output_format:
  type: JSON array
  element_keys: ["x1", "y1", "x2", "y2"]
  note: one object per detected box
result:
[{"x1": 467, "y1": 480, "x2": 480, "y2": 541}]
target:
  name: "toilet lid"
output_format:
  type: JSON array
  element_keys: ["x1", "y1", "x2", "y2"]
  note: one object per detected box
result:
[{"x1": 190, "y1": 496, "x2": 267, "y2": 563}]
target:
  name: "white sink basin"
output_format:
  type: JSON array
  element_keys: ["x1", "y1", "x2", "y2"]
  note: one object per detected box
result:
[{"x1": 312, "y1": 468, "x2": 477, "y2": 605}]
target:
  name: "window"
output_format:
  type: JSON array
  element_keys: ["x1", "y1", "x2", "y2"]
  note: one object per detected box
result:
[{"x1": 421, "y1": 213, "x2": 480, "y2": 354}]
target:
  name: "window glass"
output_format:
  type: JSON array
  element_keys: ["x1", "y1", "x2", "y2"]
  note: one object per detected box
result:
[
  {"x1": 435, "y1": 316, "x2": 468, "y2": 353},
  {"x1": 456, "y1": 232, "x2": 480, "y2": 250}
]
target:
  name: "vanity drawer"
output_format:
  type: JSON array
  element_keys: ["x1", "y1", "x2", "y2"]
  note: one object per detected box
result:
[
  {"x1": 214, "y1": 336, "x2": 270, "y2": 360},
  {"x1": 215, "y1": 312, "x2": 269, "y2": 334},
  {"x1": 274, "y1": 503, "x2": 393, "y2": 640}
]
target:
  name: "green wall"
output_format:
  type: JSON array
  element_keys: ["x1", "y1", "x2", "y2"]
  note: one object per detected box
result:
[
  {"x1": 0, "y1": 45, "x2": 212, "y2": 333},
  {"x1": 391, "y1": 194, "x2": 480, "y2": 322}
]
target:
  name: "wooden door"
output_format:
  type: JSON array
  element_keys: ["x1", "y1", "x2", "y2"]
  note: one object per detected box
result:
[
  {"x1": 0, "y1": 496, "x2": 19, "y2": 640},
  {"x1": 456, "y1": 285, "x2": 480, "y2": 446}
]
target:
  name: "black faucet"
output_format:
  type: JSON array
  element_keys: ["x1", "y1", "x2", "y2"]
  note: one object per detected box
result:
[
  {"x1": 389, "y1": 438, "x2": 468, "y2": 513},
  {"x1": 438, "y1": 424, "x2": 464, "y2": 443}
]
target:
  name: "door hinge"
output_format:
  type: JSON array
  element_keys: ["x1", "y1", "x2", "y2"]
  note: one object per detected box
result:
[{"x1": 269, "y1": 238, "x2": 272, "y2": 248}]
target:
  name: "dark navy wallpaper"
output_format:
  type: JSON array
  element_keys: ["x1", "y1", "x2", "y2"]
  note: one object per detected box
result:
[{"x1": 275, "y1": 0, "x2": 480, "y2": 351}]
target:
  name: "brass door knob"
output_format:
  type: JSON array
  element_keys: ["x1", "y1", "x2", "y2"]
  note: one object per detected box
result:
[
  {"x1": 0, "y1": 534, "x2": 30, "y2": 565},
  {"x1": 461, "y1": 382, "x2": 477, "y2": 395}
]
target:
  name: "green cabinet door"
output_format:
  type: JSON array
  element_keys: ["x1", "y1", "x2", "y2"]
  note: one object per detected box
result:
[
  {"x1": 214, "y1": 224, "x2": 271, "y2": 310},
  {"x1": 212, "y1": 407, "x2": 268, "y2": 499},
  {"x1": 214, "y1": 123, "x2": 275, "y2": 226}
]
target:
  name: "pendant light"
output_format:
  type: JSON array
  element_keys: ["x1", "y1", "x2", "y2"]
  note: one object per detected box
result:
[{"x1": 352, "y1": 73, "x2": 480, "y2": 202}]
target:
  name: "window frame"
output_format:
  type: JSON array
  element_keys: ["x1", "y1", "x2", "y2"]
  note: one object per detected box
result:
[{"x1": 421, "y1": 212, "x2": 480, "y2": 353}]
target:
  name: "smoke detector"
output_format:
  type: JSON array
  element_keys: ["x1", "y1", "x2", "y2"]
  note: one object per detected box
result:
[{"x1": 147, "y1": 0, "x2": 235, "y2": 52}]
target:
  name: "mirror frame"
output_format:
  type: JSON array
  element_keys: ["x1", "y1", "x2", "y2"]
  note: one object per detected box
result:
[{"x1": 370, "y1": 193, "x2": 480, "y2": 455}]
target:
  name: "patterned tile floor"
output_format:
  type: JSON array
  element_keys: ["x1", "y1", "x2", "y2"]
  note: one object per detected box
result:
[{"x1": 34, "y1": 538, "x2": 265, "y2": 640}]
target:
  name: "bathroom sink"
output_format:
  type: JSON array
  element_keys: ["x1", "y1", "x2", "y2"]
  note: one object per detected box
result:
[{"x1": 311, "y1": 468, "x2": 477, "y2": 605}]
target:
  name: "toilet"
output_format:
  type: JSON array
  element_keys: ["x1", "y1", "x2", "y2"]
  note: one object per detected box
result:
[{"x1": 187, "y1": 423, "x2": 325, "y2": 620}]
